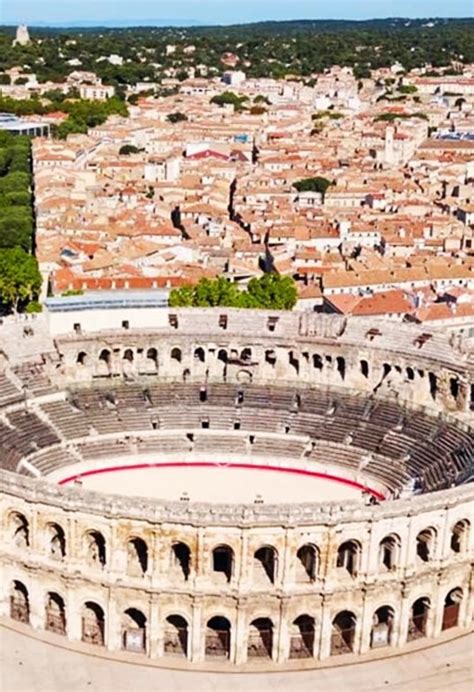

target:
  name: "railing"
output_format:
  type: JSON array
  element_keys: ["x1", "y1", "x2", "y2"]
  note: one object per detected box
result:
[
  {"x1": 10, "y1": 598, "x2": 29, "y2": 624},
  {"x1": 205, "y1": 630, "x2": 230, "y2": 658},
  {"x1": 45, "y1": 611, "x2": 66, "y2": 635},
  {"x1": 163, "y1": 627, "x2": 188, "y2": 656},
  {"x1": 81, "y1": 618, "x2": 104, "y2": 646},
  {"x1": 330, "y1": 627, "x2": 355, "y2": 655}
]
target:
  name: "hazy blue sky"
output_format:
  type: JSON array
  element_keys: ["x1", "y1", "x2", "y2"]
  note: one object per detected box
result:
[{"x1": 3, "y1": 0, "x2": 473, "y2": 25}]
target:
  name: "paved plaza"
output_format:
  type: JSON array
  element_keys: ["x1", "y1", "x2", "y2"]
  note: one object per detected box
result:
[{"x1": 1, "y1": 625, "x2": 473, "y2": 692}]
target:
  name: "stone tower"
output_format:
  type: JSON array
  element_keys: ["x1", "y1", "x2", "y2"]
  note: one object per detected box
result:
[{"x1": 13, "y1": 25, "x2": 30, "y2": 47}]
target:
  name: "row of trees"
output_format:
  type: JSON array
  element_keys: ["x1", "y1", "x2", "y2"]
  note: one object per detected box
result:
[
  {"x1": 169, "y1": 274, "x2": 297, "y2": 310},
  {"x1": 1, "y1": 19, "x2": 472, "y2": 86},
  {"x1": 0, "y1": 132, "x2": 42, "y2": 313}
]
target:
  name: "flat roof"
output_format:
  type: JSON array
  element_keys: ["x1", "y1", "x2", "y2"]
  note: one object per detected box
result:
[{"x1": 45, "y1": 290, "x2": 169, "y2": 313}]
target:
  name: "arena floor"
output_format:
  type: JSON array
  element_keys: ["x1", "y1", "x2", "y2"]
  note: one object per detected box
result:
[
  {"x1": 1, "y1": 624, "x2": 472, "y2": 692},
  {"x1": 54, "y1": 461, "x2": 380, "y2": 503}
]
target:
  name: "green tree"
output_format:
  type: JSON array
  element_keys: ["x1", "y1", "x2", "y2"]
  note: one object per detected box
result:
[
  {"x1": 294, "y1": 176, "x2": 332, "y2": 200},
  {"x1": 0, "y1": 247, "x2": 42, "y2": 312},
  {"x1": 119, "y1": 144, "x2": 142, "y2": 155},
  {"x1": 166, "y1": 112, "x2": 188, "y2": 124}
]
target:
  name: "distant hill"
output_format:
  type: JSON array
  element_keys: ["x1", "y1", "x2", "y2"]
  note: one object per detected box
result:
[{"x1": 0, "y1": 16, "x2": 472, "y2": 35}]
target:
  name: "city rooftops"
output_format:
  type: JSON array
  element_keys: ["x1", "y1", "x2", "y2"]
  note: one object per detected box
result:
[{"x1": 45, "y1": 290, "x2": 169, "y2": 313}]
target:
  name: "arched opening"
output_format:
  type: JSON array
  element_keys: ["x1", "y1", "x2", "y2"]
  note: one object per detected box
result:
[
  {"x1": 77, "y1": 351, "x2": 88, "y2": 366},
  {"x1": 331, "y1": 611, "x2": 356, "y2": 655},
  {"x1": 407, "y1": 598, "x2": 430, "y2": 641},
  {"x1": 296, "y1": 544, "x2": 319, "y2": 582},
  {"x1": 360, "y1": 359, "x2": 369, "y2": 378},
  {"x1": 450, "y1": 377, "x2": 460, "y2": 400},
  {"x1": 123, "y1": 349, "x2": 134, "y2": 362},
  {"x1": 240, "y1": 347, "x2": 252, "y2": 362},
  {"x1": 289, "y1": 615, "x2": 315, "y2": 659},
  {"x1": 164, "y1": 615, "x2": 188, "y2": 657},
  {"x1": 442, "y1": 588, "x2": 463, "y2": 630},
  {"x1": 98, "y1": 349, "x2": 112, "y2": 376},
  {"x1": 313, "y1": 354, "x2": 323, "y2": 370},
  {"x1": 45, "y1": 592, "x2": 66, "y2": 635},
  {"x1": 265, "y1": 350, "x2": 277, "y2": 367},
  {"x1": 47, "y1": 523, "x2": 66, "y2": 560},
  {"x1": 205, "y1": 616, "x2": 231, "y2": 659},
  {"x1": 127, "y1": 537, "x2": 148, "y2": 576},
  {"x1": 289, "y1": 351, "x2": 299, "y2": 374},
  {"x1": 254, "y1": 546, "x2": 277, "y2": 584},
  {"x1": 10, "y1": 581, "x2": 29, "y2": 624},
  {"x1": 337, "y1": 540, "x2": 361, "y2": 577},
  {"x1": 85, "y1": 530, "x2": 106, "y2": 567},
  {"x1": 406, "y1": 366, "x2": 415, "y2": 381},
  {"x1": 122, "y1": 608, "x2": 147, "y2": 653},
  {"x1": 379, "y1": 534, "x2": 400, "y2": 571},
  {"x1": 146, "y1": 348, "x2": 158, "y2": 372},
  {"x1": 248, "y1": 618, "x2": 273, "y2": 659},
  {"x1": 212, "y1": 545, "x2": 234, "y2": 583},
  {"x1": 171, "y1": 347, "x2": 182, "y2": 363},
  {"x1": 82, "y1": 602, "x2": 105, "y2": 646},
  {"x1": 217, "y1": 349, "x2": 228, "y2": 363},
  {"x1": 416, "y1": 528, "x2": 436, "y2": 562},
  {"x1": 171, "y1": 542, "x2": 191, "y2": 580},
  {"x1": 336, "y1": 356, "x2": 346, "y2": 380},
  {"x1": 428, "y1": 372, "x2": 437, "y2": 400},
  {"x1": 11, "y1": 512, "x2": 29, "y2": 548},
  {"x1": 194, "y1": 347, "x2": 205, "y2": 363},
  {"x1": 371, "y1": 606, "x2": 394, "y2": 648},
  {"x1": 451, "y1": 520, "x2": 469, "y2": 554}
]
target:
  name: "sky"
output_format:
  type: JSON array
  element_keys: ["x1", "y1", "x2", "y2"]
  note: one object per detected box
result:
[{"x1": 2, "y1": 0, "x2": 473, "y2": 26}]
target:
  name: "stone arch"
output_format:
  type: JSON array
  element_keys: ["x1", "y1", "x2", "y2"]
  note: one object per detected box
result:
[
  {"x1": 265, "y1": 349, "x2": 277, "y2": 367},
  {"x1": 46, "y1": 522, "x2": 66, "y2": 560},
  {"x1": 217, "y1": 349, "x2": 228, "y2": 363},
  {"x1": 416, "y1": 527, "x2": 437, "y2": 562},
  {"x1": 406, "y1": 366, "x2": 415, "y2": 381},
  {"x1": 336, "y1": 539, "x2": 361, "y2": 576},
  {"x1": 81, "y1": 601, "x2": 105, "y2": 646},
  {"x1": 164, "y1": 614, "x2": 188, "y2": 657},
  {"x1": 127, "y1": 537, "x2": 148, "y2": 576},
  {"x1": 98, "y1": 349, "x2": 112, "y2": 376},
  {"x1": 240, "y1": 347, "x2": 252, "y2": 362},
  {"x1": 378, "y1": 533, "x2": 401, "y2": 571},
  {"x1": 428, "y1": 372, "x2": 437, "y2": 400},
  {"x1": 84, "y1": 530, "x2": 106, "y2": 567},
  {"x1": 123, "y1": 348, "x2": 134, "y2": 362},
  {"x1": 146, "y1": 347, "x2": 158, "y2": 372},
  {"x1": 171, "y1": 542, "x2": 191, "y2": 580},
  {"x1": 171, "y1": 347, "x2": 182, "y2": 362},
  {"x1": 407, "y1": 597, "x2": 430, "y2": 641},
  {"x1": 370, "y1": 605, "x2": 394, "y2": 648},
  {"x1": 450, "y1": 519, "x2": 470, "y2": 554},
  {"x1": 76, "y1": 351, "x2": 89, "y2": 366},
  {"x1": 331, "y1": 610, "x2": 356, "y2": 655},
  {"x1": 360, "y1": 359, "x2": 369, "y2": 378},
  {"x1": 122, "y1": 608, "x2": 147, "y2": 653},
  {"x1": 336, "y1": 356, "x2": 346, "y2": 380},
  {"x1": 211, "y1": 544, "x2": 234, "y2": 583},
  {"x1": 237, "y1": 369, "x2": 252, "y2": 383},
  {"x1": 289, "y1": 614, "x2": 315, "y2": 659},
  {"x1": 45, "y1": 592, "x2": 66, "y2": 635},
  {"x1": 313, "y1": 353, "x2": 323, "y2": 370},
  {"x1": 10, "y1": 580, "x2": 29, "y2": 624},
  {"x1": 10, "y1": 511, "x2": 29, "y2": 548},
  {"x1": 205, "y1": 616, "x2": 231, "y2": 659},
  {"x1": 248, "y1": 617, "x2": 273, "y2": 659},
  {"x1": 442, "y1": 588, "x2": 463, "y2": 630},
  {"x1": 194, "y1": 347, "x2": 205, "y2": 363},
  {"x1": 296, "y1": 543, "x2": 319, "y2": 582},
  {"x1": 254, "y1": 545, "x2": 278, "y2": 584},
  {"x1": 450, "y1": 377, "x2": 460, "y2": 400}
]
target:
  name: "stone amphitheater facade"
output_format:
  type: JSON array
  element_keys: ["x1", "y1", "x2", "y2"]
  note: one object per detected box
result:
[{"x1": 0, "y1": 309, "x2": 473, "y2": 669}]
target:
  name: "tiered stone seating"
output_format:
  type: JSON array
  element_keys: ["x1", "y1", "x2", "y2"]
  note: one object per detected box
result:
[
  {"x1": 41, "y1": 401, "x2": 90, "y2": 439},
  {"x1": 7, "y1": 410, "x2": 59, "y2": 449},
  {"x1": 25, "y1": 447, "x2": 78, "y2": 475},
  {"x1": 0, "y1": 374, "x2": 23, "y2": 408},
  {"x1": 13, "y1": 363, "x2": 55, "y2": 397},
  {"x1": 79, "y1": 439, "x2": 133, "y2": 460}
]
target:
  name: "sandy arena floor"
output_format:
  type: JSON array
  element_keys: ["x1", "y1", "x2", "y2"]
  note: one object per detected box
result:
[{"x1": 57, "y1": 462, "x2": 368, "y2": 503}]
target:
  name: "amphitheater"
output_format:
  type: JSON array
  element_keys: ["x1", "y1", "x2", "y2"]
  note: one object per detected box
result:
[{"x1": 0, "y1": 306, "x2": 473, "y2": 676}]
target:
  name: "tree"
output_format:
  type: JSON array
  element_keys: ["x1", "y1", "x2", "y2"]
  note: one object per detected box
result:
[
  {"x1": 210, "y1": 91, "x2": 248, "y2": 110},
  {"x1": 119, "y1": 144, "x2": 142, "y2": 155},
  {"x1": 166, "y1": 111, "x2": 188, "y2": 124},
  {"x1": 294, "y1": 176, "x2": 332, "y2": 200},
  {"x1": 169, "y1": 274, "x2": 297, "y2": 310},
  {"x1": 0, "y1": 247, "x2": 42, "y2": 312}
]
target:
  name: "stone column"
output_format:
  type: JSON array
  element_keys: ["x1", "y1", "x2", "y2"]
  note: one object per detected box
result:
[
  {"x1": 276, "y1": 597, "x2": 290, "y2": 663},
  {"x1": 190, "y1": 597, "x2": 204, "y2": 663},
  {"x1": 149, "y1": 593, "x2": 161, "y2": 659},
  {"x1": 235, "y1": 599, "x2": 248, "y2": 665},
  {"x1": 66, "y1": 585, "x2": 83, "y2": 643},
  {"x1": 318, "y1": 595, "x2": 333, "y2": 660}
]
